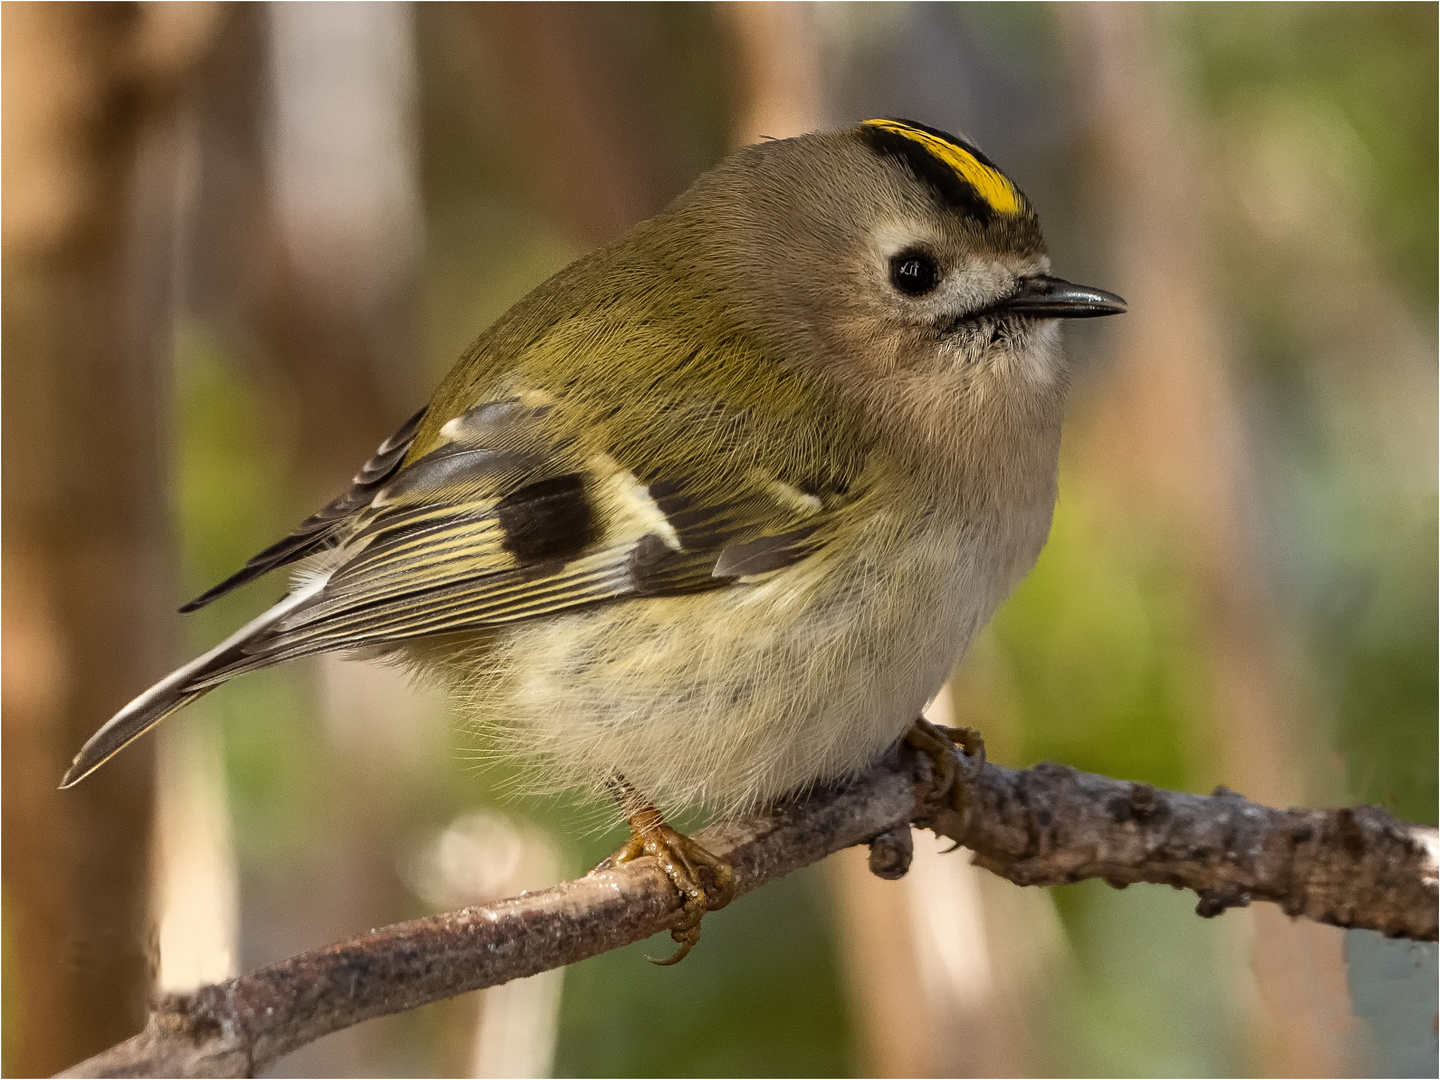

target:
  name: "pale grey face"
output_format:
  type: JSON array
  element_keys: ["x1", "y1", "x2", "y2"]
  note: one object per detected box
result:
[{"x1": 853, "y1": 212, "x2": 1064, "y2": 386}]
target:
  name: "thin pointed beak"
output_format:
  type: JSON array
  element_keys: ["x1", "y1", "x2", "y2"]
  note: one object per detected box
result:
[{"x1": 994, "y1": 275, "x2": 1128, "y2": 319}]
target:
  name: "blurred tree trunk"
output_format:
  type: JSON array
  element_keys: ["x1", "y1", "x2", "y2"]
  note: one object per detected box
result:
[
  {"x1": 436, "y1": 2, "x2": 697, "y2": 247},
  {"x1": 1, "y1": 3, "x2": 223, "y2": 1073},
  {"x1": 722, "y1": 0, "x2": 824, "y2": 148},
  {"x1": 259, "y1": 1, "x2": 425, "y2": 504},
  {"x1": 1058, "y1": 5, "x2": 1356, "y2": 1076}
]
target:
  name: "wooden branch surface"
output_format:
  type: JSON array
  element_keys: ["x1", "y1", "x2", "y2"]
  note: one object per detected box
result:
[{"x1": 63, "y1": 745, "x2": 1438, "y2": 1078}]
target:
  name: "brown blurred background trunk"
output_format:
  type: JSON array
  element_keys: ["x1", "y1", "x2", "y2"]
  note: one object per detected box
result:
[
  {"x1": 1059, "y1": 5, "x2": 1356, "y2": 1075},
  {"x1": 1, "y1": 3, "x2": 224, "y2": 1073}
]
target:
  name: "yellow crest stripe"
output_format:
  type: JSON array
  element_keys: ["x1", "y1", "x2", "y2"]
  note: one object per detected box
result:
[{"x1": 862, "y1": 119, "x2": 1026, "y2": 216}]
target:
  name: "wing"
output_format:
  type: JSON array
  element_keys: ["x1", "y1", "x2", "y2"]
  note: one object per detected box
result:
[
  {"x1": 191, "y1": 389, "x2": 849, "y2": 681},
  {"x1": 178, "y1": 405, "x2": 429, "y2": 612},
  {"x1": 64, "y1": 385, "x2": 851, "y2": 788},
  {"x1": 66, "y1": 283, "x2": 873, "y2": 790}
]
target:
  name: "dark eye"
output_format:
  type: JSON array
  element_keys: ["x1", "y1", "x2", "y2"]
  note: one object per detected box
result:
[{"x1": 889, "y1": 250, "x2": 940, "y2": 297}]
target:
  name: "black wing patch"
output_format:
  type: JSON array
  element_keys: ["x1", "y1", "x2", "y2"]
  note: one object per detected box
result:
[
  {"x1": 178, "y1": 405, "x2": 428, "y2": 612},
  {"x1": 496, "y1": 474, "x2": 599, "y2": 564}
]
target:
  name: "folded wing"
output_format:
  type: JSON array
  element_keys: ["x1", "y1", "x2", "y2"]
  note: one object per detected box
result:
[{"x1": 62, "y1": 387, "x2": 846, "y2": 786}]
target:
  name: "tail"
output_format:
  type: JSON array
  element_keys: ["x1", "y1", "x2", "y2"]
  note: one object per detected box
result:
[{"x1": 59, "y1": 580, "x2": 328, "y2": 788}]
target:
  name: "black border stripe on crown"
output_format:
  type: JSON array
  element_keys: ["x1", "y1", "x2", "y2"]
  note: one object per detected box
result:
[{"x1": 857, "y1": 117, "x2": 1029, "y2": 221}]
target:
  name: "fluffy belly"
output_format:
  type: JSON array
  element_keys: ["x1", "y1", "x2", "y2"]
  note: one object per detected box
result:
[{"x1": 433, "y1": 512, "x2": 1008, "y2": 819}]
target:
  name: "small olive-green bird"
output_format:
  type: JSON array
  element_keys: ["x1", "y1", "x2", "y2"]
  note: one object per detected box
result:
[{"x1": 65, "y1": 118, "x2": 1123, "y2": 960}]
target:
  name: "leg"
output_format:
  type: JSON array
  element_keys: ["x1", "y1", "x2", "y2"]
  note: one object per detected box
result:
[{"x1": 598, "y1": 775, "x2": 735, "y2": 965}]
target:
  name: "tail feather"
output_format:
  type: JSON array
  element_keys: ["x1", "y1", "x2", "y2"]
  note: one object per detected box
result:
[
  {"x1": 59, "y1": 688, "x2": 212, "y2": 788},
  {"x1": 60, "y1": 578, "x2": 328, "y2": 788}
]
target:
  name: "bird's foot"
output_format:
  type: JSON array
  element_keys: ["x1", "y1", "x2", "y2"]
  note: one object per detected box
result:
[
  {"x1": 600, "y1": 801, "x2": 734, "y2": 965},
  {"x1": 905, "y1": 717, "x2": 986, "y2": 825}
]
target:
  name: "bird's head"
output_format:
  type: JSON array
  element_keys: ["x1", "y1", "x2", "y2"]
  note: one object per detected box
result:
[{"x1": 658, "y1": 118, "x2": 1125, "y2": 435}]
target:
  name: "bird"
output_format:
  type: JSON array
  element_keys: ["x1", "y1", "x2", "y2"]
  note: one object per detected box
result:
[{"x1": 63, "y1": 117, "x2": 1125, "y2": 961}]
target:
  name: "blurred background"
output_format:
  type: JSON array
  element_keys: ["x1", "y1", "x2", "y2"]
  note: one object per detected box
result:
[{"x1": 3, "y1": 2, "x2": 1435, "y2": 1076}]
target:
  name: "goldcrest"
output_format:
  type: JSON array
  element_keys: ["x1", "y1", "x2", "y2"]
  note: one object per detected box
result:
[{"x1": 64, "y1": 119, "x2": 1124, "y2": 959}]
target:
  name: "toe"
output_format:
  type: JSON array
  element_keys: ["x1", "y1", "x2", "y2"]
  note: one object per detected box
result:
[{"x1": 604, "y1": 807, "x2": 735, "y2": 964}]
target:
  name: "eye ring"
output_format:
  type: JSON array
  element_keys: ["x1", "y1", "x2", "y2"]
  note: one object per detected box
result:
[{"x1": 889, "y1": 250, "x2": 940, "y2": 297}]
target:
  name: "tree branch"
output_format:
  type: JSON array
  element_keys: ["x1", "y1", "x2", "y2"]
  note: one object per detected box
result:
[{"x1": 63, "y1": 744, "x2": 1438, "y2": 1078}]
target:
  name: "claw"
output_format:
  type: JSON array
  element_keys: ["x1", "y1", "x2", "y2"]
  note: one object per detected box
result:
[
  {"x1": 601, "y1": 779, "x2": 734, "y2": 964},
  {"x1": 905, "y1": 718, "x2": 986, "y2": 822}
]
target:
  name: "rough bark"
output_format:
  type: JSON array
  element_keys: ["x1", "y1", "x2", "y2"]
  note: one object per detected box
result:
[{"x1": 63, "y1": 742, "x2": 1438, "y2": 1078}]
